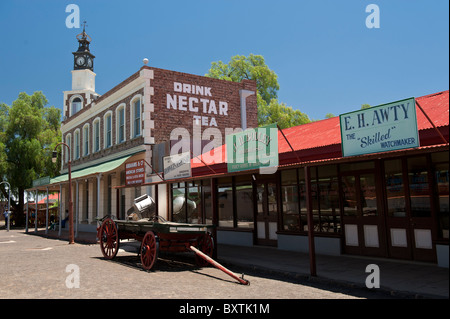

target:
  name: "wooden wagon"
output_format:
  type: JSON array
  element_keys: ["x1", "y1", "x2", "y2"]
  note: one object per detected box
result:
[{"x1": 98, "y1": 216, "x2": 215, "y2": 271}]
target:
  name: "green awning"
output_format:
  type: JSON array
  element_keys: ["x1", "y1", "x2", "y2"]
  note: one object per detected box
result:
[{"x1": 41, "y1": 155, "x2": 132, "y2": 188}]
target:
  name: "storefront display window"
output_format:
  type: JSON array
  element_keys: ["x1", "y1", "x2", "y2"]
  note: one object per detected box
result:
[
  {"x1": 281, "y1": 169, "x2": 305, "y2": 231},
  {"x1": 360, "y1": 174, "x2": 377, "y2": 217},
  {"x1": 171, "y1": 182, "x2": 202, "y2": 223},
  {"x1": 408, "y1": 156, "x2": 431, "y2": 217},
  {"x1": 384, "y1": 159, "x2": 406, "y2": 217},
  {"x1": 235, "y1": 175, "x2": 254, "y2": 229},
  {"x1": 432, "y1": 152, "x2": 449, "y2": 239},
  {"x1": 313, "y1": 165, "x2": 340, "y2": 233},
  {"x1": 203, "y1": 179, "x2": 213, "y2": 225},
  {"x1": 217, "y1": 177, "x2": 233, "y2": 227}
]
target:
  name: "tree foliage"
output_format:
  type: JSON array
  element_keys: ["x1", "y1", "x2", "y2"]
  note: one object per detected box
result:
[
  {"x1": 0, "y1": 91, "x2": 61, "y2": 225},
  {"x1": 257, "y1": 95, "x2": 310, "y2": 129},
  {"x1": 206, "y1": 54, "x2": 310, "y2": 129},
  {"x1": 206, "y1": 54, "x2": 279, "y2": 104}
]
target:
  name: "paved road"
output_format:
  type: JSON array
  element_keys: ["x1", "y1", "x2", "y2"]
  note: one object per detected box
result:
[{"x1": 1, "y1": 229, "x2": 397, "y2": 302}]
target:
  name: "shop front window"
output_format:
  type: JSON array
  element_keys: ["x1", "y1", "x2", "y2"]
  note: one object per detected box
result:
[
  {"x1": 235, "y1": 175, "x2": 254, "y2": 229},
  {"x1": 172, "y1": 183, "x2": 186, "y2": 223},
  {"x1": 384, "y1": 159, "x2": 406, "y2": 217},
  {"x1": 314, "y1": 165, "x2": 340, "y2": 232},
  {"x1": 432, "y1": 152, "x2": 449, "y2": 239},
  {"x1": 342, "y1": 175, "x2": 357, "y2": 217},
  {"x1": 188, "y1": 182, "x2": 201, "y2": 223},
  {"x1": 171, "y1": 182, "x2": 202, "y2": 223},
  {"x1": 217, "y1": 177, "x2": 233, "y2": 227},
  {"x1": 281, "y1": 169, "x2": 302, "y2": 231},
  {"x1": 408, "y1": 156, "x2": 431, "y2": 217},
  {"x1": 360, "y1": 174, "x2": 377, "y2": 217},
  {"x1": 203, "y1": 179, "x2": 213, "y2": 225}
]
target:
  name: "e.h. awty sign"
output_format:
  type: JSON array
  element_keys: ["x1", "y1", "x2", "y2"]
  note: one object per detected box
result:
[{"x1": 340, "y1": 97, "x2": 419, "y2": 157}]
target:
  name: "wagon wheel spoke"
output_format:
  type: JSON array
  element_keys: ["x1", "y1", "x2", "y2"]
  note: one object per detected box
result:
[
  {"x1": 99, "y1": 218, "x2": 119, "y2": 260},
  {"x1": 140, "y1": 231, "x2": 159, "y2": 271}
]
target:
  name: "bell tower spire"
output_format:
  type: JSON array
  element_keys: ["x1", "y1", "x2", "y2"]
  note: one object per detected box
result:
[{"x1": 73, "y1": 21, "x2": 95, "y2": 71}]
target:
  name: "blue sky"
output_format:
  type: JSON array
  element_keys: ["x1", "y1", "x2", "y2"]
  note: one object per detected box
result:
[{"x1": 0, "y1": 0, "x2": 448, "y2": 120}]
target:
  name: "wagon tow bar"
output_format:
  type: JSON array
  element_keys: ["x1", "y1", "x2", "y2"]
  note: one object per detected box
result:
[{"x1": 189, "y1": 246, "x2": 250, "y2": 285}]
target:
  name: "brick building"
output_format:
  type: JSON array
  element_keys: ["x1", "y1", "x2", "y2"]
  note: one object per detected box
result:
[{"x1": 29, "y1": 29, "x2": 257, "y2": 232}]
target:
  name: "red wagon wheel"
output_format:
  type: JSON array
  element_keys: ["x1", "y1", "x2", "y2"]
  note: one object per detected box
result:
[
  {"x1": 99, "y1": 218, "x2": 119, "y2": 260},
  {"x1": 140, "y1": 231, "x2": 159, "y2": 271},
  {"x1": 195, "y1": 232, "x2": 214, "y2": 267}
]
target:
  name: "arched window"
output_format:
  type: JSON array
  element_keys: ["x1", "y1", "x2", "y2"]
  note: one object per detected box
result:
[
  {"x1": 93, "y1": 118, "x2": 100, "y2": 153},
  {"x1": 65, "y1": 133, "x2": 72, "y2": 163},
  {"x1": 104, "y1": 111, "x2": 113, "y2": 148},
  {"x1": 116, "y1": 104, "x2": 126, "y2": 144},
  {"x1": 83, "y1": 124, "x2": 90, "y2": 156},
  {"x1": 74, "y1": 129, "x2": 80, "y2": 160},
  {"x1": 130, "y1": 95, "x2": 142, "y2": 139},
  {"x1": 71, "y1": 97, "x2": 82, "y2": 116}
]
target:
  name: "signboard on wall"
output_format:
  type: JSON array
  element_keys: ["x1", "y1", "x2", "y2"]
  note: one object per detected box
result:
[
  {"x1": 339, "y1": 97, "x2": 420, "y2": 157},
  {"x1": 125, "y1": 160, "x2": 145, "y2": 186},
  {"x1": 163, "y1": 152, "x2": 191, "y2": 180},
  {"x1": 225, "y1": 123, "x2": 279, "y2": 173},
  {"x1": 32, "y1": 176, "x2": 50, "y2": 188}
]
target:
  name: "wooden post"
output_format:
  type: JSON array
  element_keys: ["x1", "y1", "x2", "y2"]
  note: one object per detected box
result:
[
  {"x1": 34, "y1": 189, "x2": 38, "y2": 233},
  {"x1": 58, "y1": 184, "x2": 62, "y2": 236},
  {"x1": 211, "y1": 178, "x2": 218, "y2": 260},
  {"x1": 116, "y1": 188, "x2": 120, "y2": 220},
  {"x1": 155, "y1": 184, "x2": 159, "y2": 218},
  {"x1": 45, "y1": 187, "x2": 49, "y2": 234}
]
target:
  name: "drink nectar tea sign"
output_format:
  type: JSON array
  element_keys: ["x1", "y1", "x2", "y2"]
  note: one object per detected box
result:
[{"x1": 340, "y1": 97, "x2": 419, "y2": 157}]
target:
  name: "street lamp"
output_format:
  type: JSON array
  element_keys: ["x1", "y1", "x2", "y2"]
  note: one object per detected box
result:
[
  {"x1": 0, "y1": 181, "x2": 11, "y2": 232},
  {"x1": 52, "y1": 143, "x2": 74, "y2": 244}
]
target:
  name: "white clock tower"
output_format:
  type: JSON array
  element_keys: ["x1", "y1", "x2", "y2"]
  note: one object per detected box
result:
[{"x1": 63, "y1": 23, "x2": 99, "y2": 120}]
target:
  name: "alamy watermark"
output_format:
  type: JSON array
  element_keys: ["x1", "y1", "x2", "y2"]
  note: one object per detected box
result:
[
  {"x1": 169, "y1": 123, "x2": 279, "y2": 174},
  {"x1": 65, "y1": 264, "x2": 80, "y2": 289},
  {"x1": 365, "y1": 4, "x2": 380, "y2": 29},
  {"x1": 365, "y1": 264, "x2": 380, "y2": 289},
  {"x1": 65, "y1": 4, "x2": 80, "y2": 29}
]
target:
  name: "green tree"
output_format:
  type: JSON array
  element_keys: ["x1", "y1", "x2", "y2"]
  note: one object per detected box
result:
[
  {"x1": 361, "y1": 104, "x2": 372, "y2": 109},
  {"x1": 1, "y1": 91, "x2": 61, "y2": 226},
  {"x1": 206, "y1": 54, "x2": 310, "y2": 129},
  {"x1": 206, "y1": 54, "x2": 279, "y2": 104},
  {"x1": 258, "y1": 96, "x2": 310, "y2": 129}
]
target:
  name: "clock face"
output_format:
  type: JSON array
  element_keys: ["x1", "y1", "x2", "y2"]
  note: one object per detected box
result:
[
  {"x1": 87, "y1": 57, "x2": 92, "y2": 68},
  {"x1": 76, "y1": 56, "x2": 85, "y2": 66}
]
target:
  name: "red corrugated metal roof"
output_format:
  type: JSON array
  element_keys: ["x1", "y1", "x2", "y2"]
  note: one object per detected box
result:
[
  {"x1": 416, "y1": 90, "x2": 449, "y2": 129},
  {"x1": 38, "y1": 193, "x2": 59, "y2": 204},
  {"x1": 191, "y1": 90, "x2": 449, "y2": 169}
]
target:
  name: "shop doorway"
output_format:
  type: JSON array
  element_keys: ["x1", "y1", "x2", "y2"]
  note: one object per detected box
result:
[
  {"x1": 255, "y1": 180, "x2": 278, "y2": 246},
  {"x1": 384, "y1": 157, "x2": 437, "y2": 262},
  {"x1": 341, "y1": 170, "x2": 387, "y2": 257}
]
